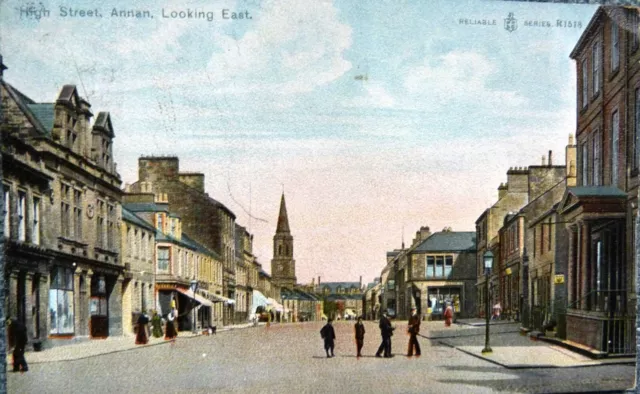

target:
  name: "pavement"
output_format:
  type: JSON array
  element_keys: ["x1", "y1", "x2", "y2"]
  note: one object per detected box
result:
[
  {"x1": 426, "y1": 320, "x2": 636, "y2": 369},
  {"x1": 6, "y1": 322, "x2": 257, "y2": 364}
]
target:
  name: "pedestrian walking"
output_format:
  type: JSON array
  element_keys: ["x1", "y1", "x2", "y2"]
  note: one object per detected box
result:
[
  {"x1": 8, "y1": 317, "x2": 28, "y2": 373},
  {"x1": 406, "y1": 307, "x2": 421, "y2": 357},
  {"x1": 135, "y1": 310, "x2": 150, "y2": 345},
  {"x1": 492, "y1": 303, "x2": 502, "y2": 320},
  {"x1": 165, "y1": 308, "x2": 178, "y2": 342},
  {"x1": 320, "y1": 319, "x2": 336, "y2": 358},
  {"x1": 444, "y1": 302, "x2": 454, "y2": 327},
  {"x1": 375, "y1": 312, "x2": 394, "y2": 358},
  {"x1": 354, "y1": 316, "x2": 365, "y2": 358}
]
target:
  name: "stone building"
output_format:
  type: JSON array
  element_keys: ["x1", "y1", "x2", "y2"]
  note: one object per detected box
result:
[
  {"x1": 121, "y1": 207, "x2": 156, "y2": 335},
  {"x1": 123, "y1": 192, "x2": 227, "y2": 330},
  {"x1": 475, "y1": 168, "x2": 529, "y2": 317},
  {"x1": 559, "y1": 5, "x2": 639, "y2": 354},
  {"x1": 234, "y1": 224, "x2": 253, "y2": 322},
  {"x1": 128, "y1": 157, "x2": 237, "y2": 325},
  {"x1": 1, "y1": 67, "x2": 125, "y2": 346},
  {"x1": 362, "y1": 279, "x2": 381, "y2": 320},
  {"x1": 404, "y1": 229, "x2": 477, "y2": 320},
  {"x1": 271, "y1": 193, "x2": 296, "y2": 289},
  {"x1": 316, "y1": 278, "x2": 364, "y2": 319},
  {"x1": 518, "y1": 142, "x2": 576, "y2": 334}
]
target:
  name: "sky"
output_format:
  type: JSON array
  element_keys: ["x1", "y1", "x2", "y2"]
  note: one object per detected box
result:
[{"x1": 0, "y1": 0, "x2": 602, "y2": 284}]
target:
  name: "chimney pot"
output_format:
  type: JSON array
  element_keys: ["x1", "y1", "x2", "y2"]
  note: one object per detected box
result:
[
  {"x1": 548, "y1": 150, "x2": 553, "y2": 166},
  {"x1": 542, "y1": 156, "x2": 546, "y2": 166}
]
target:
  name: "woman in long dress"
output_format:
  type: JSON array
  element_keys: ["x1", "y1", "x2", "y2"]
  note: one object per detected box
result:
[
  {"x1": 444, "y1": 303, "x2": 454, "y2": 327},
  {"x1": 164, "y1": 308, "x2": 178, "y2": 341},
  {"x1": 135, "y1": 311, "x2": 150, "y2": 345}
]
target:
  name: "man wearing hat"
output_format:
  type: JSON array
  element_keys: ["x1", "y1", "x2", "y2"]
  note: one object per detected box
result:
[
  {"x1": 375, "y1": 312, "x2": 394, "y2": 358},
  {"x1": 407, "y1": 307, "x2": 421, "y2": 357},
  {"x1": 320, "y1": 318, "x2": 336, "y2": 358}
]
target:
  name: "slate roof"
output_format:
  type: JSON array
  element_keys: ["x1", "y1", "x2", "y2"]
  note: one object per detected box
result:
[
  {"x1": 122, "y1": 208, "x2": 156, "y2": 232},
  {"x1": 412, "y1": 231, "x2": 476, "y2": 253},
  {"x1": 281, "y1": 287, "x2": 319, "y2": 301},
  {"x1": 319, "y1": 282, "x2": 362, "y2": 293},
  {"x1": 182, "y1": 233, "x2": 221, "y2": 260},
  {"x1": 26, "y1": 104, "x2": 55, "y2": 133},
  {"x1": 123, "y1": 202, "x2": 169, "y2": 213},
  {"x1": 1, "y1": 80, "x2": 49, "y2": 137},
  {"x1": 568, "y1": 186, "x2": 627, "y2": 198},
  {"x1": 94, "y1": 112, "x2": 114, "y2": 137},
  {"x1": 324, "y1": 294, "x2": 363, "y2": 301}
]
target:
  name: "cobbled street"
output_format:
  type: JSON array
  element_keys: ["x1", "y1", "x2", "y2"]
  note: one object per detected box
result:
[{"x1": 7, "y1": 321, "x2": 635, "y2": 393}]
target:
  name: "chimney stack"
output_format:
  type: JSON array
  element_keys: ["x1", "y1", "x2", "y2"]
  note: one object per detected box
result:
[
  {"x1": 318, "y1": 276, "x2": 321, "y2": 286},
  {"x1": 548, "y1": 150, "x2": 553, "y2": 166},
  {"x1": 360, "y1": 276, "x2": 363, "y2": 288},
  {"x1": 541, "y1": 155, "x2": 546, "y2": 166}
]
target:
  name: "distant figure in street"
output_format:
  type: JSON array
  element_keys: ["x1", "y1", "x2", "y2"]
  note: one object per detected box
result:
[
  {"x1": 375, "y1": 312, "x2": 394, "y2": 358},
  {"x1": 444, "y1": 302, "x2": 454, "y2": 327},
  {"x1": 320, "y1": 319, "x2": 336, "y2": 358},
  {"x1": 492, "y1": 303, "x2": 502, "y2": 320},
  {"x1": 8, "y1": 317, "x2": 28, "y2": 372},
  {"x1": 407, "y1": 307, "x2": 421, "y2": 357},
  {"x1": 354, "y1": 316, "x2": 365, "y2": 358},
  {"x1": 135, "y1": 310, "x2": 150, "y2": 345},
  {"x1": 165, "y1": 308, "x2": 178, "y2": 342}
]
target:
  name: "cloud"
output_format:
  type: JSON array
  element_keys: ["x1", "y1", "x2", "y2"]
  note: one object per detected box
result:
[
  {"x1": 204, "y1": 0, "x2": 352, "y2": 95},
  {"x1": 403, "y1": 50, "x2": 528, "y2": 109}
]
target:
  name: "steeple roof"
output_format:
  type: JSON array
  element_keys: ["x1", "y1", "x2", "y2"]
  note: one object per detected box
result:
[{"x1": 276, "y1": 193, "x2": 291, "y2": 234}]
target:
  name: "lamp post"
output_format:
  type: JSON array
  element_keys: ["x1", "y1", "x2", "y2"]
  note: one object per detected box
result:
[
  {"x1": 190, "y1": 280, "x2": 199, "y2": 334},
  {"x1": 482, "y1": 251, "x2": 494, "y2": 354}
]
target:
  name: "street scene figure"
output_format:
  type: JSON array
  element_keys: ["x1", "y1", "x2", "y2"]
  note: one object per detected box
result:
[
  {"x1": 375, "y1": 312, "x2": 394, "y2": 358},
  {"x1": 444, "y1": 302, "x2": 454, "y2": 327},
  {"x1": 165, "y1": 308, "x2": 178, "y2": 342},
  {"x1": 492, "y1": 303, "x2": 502, "y2": 320},
  {"x1": 320, "y1": 319, "x2": 336, "y2": 358},
  {"x1": 135, "y1": 310, "x2": 150, "y2": 345},
  {"x1": 354, "y1": 316, "x2": 365, "y2": 358},
  {"x1": 407, "y1": 307, "x2": 421, "y2": 357},
  {"x1": 8, "y1": 317, "x2": 28, "y2": 373}
]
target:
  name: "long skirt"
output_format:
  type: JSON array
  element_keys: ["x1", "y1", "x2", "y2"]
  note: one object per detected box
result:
[
  {"x1": 135, "y1": 323, "x2": 149, "y2": 344},
  {"x1": 165, "y1": 321, "x2": 177, "y2": 340}
]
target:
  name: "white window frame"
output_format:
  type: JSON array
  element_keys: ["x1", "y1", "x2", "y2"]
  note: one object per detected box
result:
[
  {"x1": 592, "y1": 42, "x2": 600, "y2": 96},
  {"x1": 611, "y1": 22, "x2": 619, "y2": 71},
  {"x1": 32, "y1": 197, "x2": 40, "y2": 245},
  {"x1": 582, "y1": 59, "x2": 588, "y2": 108},
  {"x1": 18, "y1": 191, "x2": 26, "y2": 242}
]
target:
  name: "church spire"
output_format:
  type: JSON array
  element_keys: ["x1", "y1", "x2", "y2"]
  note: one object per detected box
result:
[{"x1": 276, "y1": 193, "x2": 291, "y2": 234}]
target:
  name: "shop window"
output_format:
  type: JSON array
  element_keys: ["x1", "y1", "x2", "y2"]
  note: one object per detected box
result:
[{"x1": 49, "y1": 266, "x2": 75, "y2": 335}]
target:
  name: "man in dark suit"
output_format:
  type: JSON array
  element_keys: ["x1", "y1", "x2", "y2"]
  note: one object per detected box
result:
[
  {"x1": 354, "y1": 316, "x2": 365, "y2": 358},
  {"x1": 320, "y1": 319, "x2": 336, "y2": 358},
  {"x1": 375, "y1": 312, "x2": 394, "y2": 358},
  {"x1": 407, "y1": 307, "x2": 421, "y2": 357},
  {"x1": 8, "y1": 317, "x2": 28, "y2": 372}
]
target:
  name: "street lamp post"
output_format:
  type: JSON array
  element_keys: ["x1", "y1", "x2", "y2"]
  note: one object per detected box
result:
[
  {"x1": 190, "y1": 280, "x2": 199, "y2": 334},
  {"x1": 482, "y1": 251, "x2": 494, "y2": 354}
]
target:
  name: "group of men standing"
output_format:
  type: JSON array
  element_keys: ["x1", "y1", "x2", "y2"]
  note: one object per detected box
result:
[{"x1": 321, "y1": 307, "x2": 422, "y2": 359}]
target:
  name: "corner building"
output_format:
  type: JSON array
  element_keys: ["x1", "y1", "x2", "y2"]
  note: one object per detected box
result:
[
  {"x1": 561, "y1": 5, "x2": 640, "y2": 354},
  {"x1": 1, "y1": 69, "x2": 125, "y2": 346}
]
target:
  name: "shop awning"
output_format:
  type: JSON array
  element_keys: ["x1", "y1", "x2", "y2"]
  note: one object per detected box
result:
[
  {"x1": 198, "y1": 289, "x2": 235, "y2": 305},
  {"x1": 267, "y1": 297, "x2": 284, "y2": 313},
  {"x1": 176, "y1": 288, "x2": 214, "y2": 307}
]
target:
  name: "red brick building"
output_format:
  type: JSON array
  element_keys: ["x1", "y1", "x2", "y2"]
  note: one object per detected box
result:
[{"x1": 561, "y1": 6, "x2": 640, "y2": 354}]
